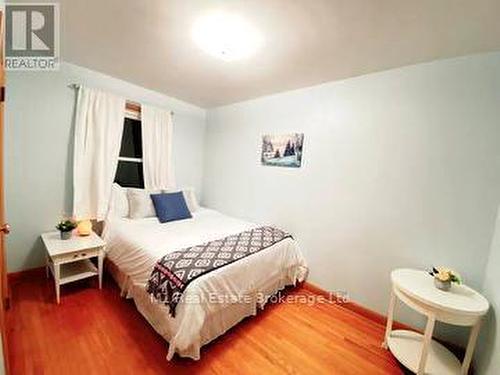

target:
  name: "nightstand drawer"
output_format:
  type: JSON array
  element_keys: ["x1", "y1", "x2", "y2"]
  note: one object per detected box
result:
[{"x1": 52, "y1": 247, "x2": 102, "y2": 264}]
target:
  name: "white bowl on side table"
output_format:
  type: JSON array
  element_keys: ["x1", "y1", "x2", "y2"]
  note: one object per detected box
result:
[
  {"x1": 382, "y1": 268, "x2": 489, "y2": 375},
  {"x1": 41, "y1": 231, "x2": 105, "y2": 304}
]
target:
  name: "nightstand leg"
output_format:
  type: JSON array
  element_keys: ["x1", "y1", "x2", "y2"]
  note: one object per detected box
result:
[
  {"x1": 417, "y1": 314, "x2": 436, "y2": 375},
  {"x1": 382, "y1": 290, "x2": 396, "y2": 349},
  {"x1": 54, "y1": 263, "x2": 60, "y2": 304},
  {"x1": 98, "y1": 252, "x2": 103, "y2": 290},
  {"x1": 462, "y1": 319, "x2": 482, "y2": 374},
  {"x1": 45, "y1": 253, "x2": 50, "y2": 279}
]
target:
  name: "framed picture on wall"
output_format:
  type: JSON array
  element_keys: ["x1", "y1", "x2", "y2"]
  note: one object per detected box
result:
[{"x1": 261, "y1": 133, "x2": 304, "y2": 168}]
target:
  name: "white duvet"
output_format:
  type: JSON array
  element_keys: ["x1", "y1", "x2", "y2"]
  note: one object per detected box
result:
[{"x1": 103, "y1": 208, "x2": 308, "y2": 360}]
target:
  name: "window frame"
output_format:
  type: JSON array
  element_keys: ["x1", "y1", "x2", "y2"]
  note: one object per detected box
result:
[
  {"x1": 118, "y1": 108, "x2": 142, "y2": 164},
  {"x1": 114, "y1": 107, "x2": 145, "y2": 188}
]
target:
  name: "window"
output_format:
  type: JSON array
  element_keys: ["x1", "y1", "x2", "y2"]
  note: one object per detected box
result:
[{"x1": 114, "y1": 113, "x2": 145, "y2": 188}]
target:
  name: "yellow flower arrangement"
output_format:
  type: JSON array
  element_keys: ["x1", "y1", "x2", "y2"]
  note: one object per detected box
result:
[{"x1": 429, "y1": 267, "x2": 461, "y2": 284}]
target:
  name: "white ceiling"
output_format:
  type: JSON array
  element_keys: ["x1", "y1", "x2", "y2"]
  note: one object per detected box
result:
[{"x1": 53, "y1": 0, "x2": 500, "y2": 108}]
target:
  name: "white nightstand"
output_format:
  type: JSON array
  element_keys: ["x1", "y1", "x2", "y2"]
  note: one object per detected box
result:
[
  {"x1": 41, "y1": 231, "x2": 105, "y2": 304},
  {"x1": 383, "y1": 269, "x2": 489, "y2": 375}
]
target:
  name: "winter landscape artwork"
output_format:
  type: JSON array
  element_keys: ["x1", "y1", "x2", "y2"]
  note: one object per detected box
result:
[{"x1": 261, "y1": 133, "x2": 304, "y2": 168}]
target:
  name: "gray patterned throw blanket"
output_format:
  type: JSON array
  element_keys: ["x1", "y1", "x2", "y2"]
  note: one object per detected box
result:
[{"x1": 146, "y1": 226, "x2": 292, "y2": 317}]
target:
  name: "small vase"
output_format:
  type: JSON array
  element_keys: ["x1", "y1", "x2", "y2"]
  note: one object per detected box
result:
[
  {"x1": 434, "y1": 278, "x2": 451, "y2": 291},
  {"x1": 60, "y1": 231, "x2": 72, "y2": 240}
]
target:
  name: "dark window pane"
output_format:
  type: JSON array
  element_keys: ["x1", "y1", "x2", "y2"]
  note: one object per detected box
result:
[
  {"x1": 114, "y1": 161, "x2": 144, "y2": 188},
  {"x1": 119, "y1": 118, "x2": 142, "y2": 158}
]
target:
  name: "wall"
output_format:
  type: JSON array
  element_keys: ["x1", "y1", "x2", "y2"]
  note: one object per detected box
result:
[
  {"x1": 203, "y1": 52, "x2": 500, "y2": 339},
  {"x1": 476, "y1": 206, "x2": 500, "y2": 374},
  {"x1": 5, "y1": 62, "x2": 206, "y2": 272}
]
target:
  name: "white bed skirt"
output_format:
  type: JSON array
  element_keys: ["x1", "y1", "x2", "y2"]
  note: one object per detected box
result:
[{"x1": 106, "y1": 260, "x2": 307, "y2": 360}]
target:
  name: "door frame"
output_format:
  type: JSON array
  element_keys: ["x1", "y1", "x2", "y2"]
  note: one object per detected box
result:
[{"x1": 0, "y1": 6, "x2": 10, "y2": 375}]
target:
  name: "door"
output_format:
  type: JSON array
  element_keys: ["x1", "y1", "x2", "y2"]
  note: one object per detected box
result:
[{"x1": 0, "y1": 7, "x2": 10, "y2": 375}]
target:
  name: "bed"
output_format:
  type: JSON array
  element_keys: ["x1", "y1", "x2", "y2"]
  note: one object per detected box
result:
[{"x1": 102, "y1": 207, "x2": 308, "y2": 360}]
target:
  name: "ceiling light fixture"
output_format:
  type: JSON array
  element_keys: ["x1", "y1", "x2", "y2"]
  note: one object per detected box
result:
[{"x1": 192, "y1": 11, "x2": 261, "y2": 61}]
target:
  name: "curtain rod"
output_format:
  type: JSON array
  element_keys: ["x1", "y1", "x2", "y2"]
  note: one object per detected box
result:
[{"x1": 68, "y1": 83, "x2": 174, "y2": 116}]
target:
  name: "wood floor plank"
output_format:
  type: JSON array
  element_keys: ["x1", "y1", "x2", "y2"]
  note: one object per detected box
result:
[{"x1": 6, "y1": 272, "x2": 403, "y2": 374}]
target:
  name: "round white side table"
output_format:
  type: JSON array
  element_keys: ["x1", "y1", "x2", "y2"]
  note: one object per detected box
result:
[{"x1": 382, "y1": 269, "x2": 489, "y2": 375}]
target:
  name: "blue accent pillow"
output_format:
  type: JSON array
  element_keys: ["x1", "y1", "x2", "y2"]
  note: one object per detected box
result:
[{"x1": 150, "y1": 192, "x2": 192, "y2": 223}]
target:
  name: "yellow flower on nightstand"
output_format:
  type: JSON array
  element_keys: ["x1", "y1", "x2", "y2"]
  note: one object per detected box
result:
[
  {"x1": 436, "y1": 270, "x2": 450, "y2": 282},
  {"x1": 430, "y1": 266, "x2": 462, "y2": 291}
]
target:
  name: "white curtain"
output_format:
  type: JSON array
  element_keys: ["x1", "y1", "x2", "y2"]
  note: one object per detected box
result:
[
  {"x1": 73, "y1": 86, "x2": 125, "y2": 220},
  {"x1": 141, "y1": 105, "x2": 175, "y2": 190}
]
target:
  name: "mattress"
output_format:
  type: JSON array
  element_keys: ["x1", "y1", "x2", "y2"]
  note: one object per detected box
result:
[{"x1": 103, "y1": 208, "x2": 308, "y2": 360}]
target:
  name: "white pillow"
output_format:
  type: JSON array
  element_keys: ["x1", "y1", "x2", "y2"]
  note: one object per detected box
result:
[
  {"x1": 163, "y1": 187, "x2": 200, "y2": 213},
  {"x1": 108, "y1": 183, "x2": 129, "y2": 218},
  {"x1": 127, "y1": 188, "x2": 160, "y2": 219}
]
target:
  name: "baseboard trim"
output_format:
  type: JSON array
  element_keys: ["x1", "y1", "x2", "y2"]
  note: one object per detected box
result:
[
  {"x1": 301, "y1": 281, "x2": 414, "y2": 331},
  {"x1": 7, "y1": 266, "x2": 45, "y2": 285}
]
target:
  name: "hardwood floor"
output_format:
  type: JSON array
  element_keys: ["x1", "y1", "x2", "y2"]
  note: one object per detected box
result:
[{"x1": 6, "y1": 270, "x2": 404, "y2": 374}]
